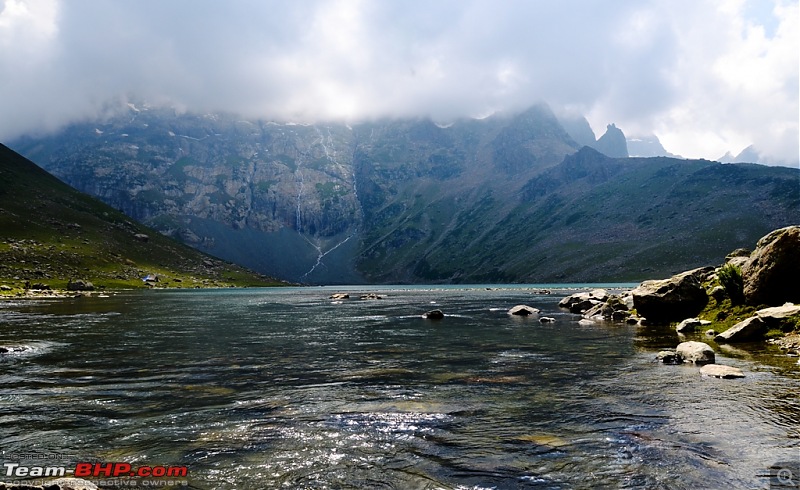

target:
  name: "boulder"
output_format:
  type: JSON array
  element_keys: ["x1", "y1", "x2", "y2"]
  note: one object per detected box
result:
[
  {"x1": 675, "y1": 341, "x2": 715, "y2": 365},
  {"x1": 360, "y1": 293, "x2": 384, "y2": 300},
  {"x1": 423, "y1": 309, "x2": 444, "y2": 320},
  {"x1": 133, "y1": 233, "x2": 150, "y2": 242},
  {"x1": 714, "y1": 316, "x2": 767, "y2": 343},
  {"x1": 699, "y1": 364, "x2": 745, "y2": 379},
  {"x1": 329, "y1": 293, "x2": 350, "y2": 300},
  {"x1": 539, "y1": 317, "x2": 556, "y2": 323},
  {"x1": 742, "y1": 226, "x2": 800, "y2": 305},
  {"x1": 631, "y1": 268, "x2": 710, "y2": 323},
  {"x1": 558, "y1": 289, "x2": 608, "y2": 313},
  {"x1": 0, "y1": 285, "x2": 11, "y2": 291},
  {"x1": 508, "y1": 305, "x2": 540, "y2": 316},
  {"x1": 67, "y1": 279, "x2": 94, "y2": 291},
  {"x1": 705, "y1": 329, "x2": 717, "y2": 336},
  {"x1": 756, "y1": 303, "x2": 800, "y2": 326},
  {"x1": 675, "y1": 317, "x2": 702, "y2": 333}
]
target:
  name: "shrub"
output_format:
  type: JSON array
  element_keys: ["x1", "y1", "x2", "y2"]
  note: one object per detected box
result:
[{"x1": 718, "y1": 263, "x2": 745, "y2": 305}]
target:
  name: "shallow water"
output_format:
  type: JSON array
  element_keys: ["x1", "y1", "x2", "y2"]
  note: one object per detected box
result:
[{"x1": 1, "y1": 286, "x2": 798, "y2": 489}]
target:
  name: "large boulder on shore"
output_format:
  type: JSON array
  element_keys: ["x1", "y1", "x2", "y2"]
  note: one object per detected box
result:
[
  {"x1": 742, "y1": 225, "x2": 800, "y2": 306},
  {"x1": 676, "y1": 341, "x2": 715, "y2": 365},
  {"x1": 67, "y1": 279, "x2": 94, "y2": 291},
  {"x1": 631, "y1": 268, "x2": 710, "y2": 323}
]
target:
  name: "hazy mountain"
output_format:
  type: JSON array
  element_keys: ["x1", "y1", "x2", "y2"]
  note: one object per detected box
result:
[
  {"x1": 9, "y1": 103, "x2": 800, "y2": 284},
  {"x1": 627, "y1": 134, "x2": 680, "y2": 158}
]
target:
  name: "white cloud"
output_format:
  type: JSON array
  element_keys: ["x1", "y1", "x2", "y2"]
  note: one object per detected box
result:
[{"x1": 0, "y1": 0, "x2": 797, "y2": 165}]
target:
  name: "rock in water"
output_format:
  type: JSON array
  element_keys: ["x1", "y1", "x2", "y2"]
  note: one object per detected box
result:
[
  {"x1": 508, "y1": 305, "x2": 540, "y2": 316},
  {"x1": 329, "y1": 293, "x2": 350, "y2": 300},
  {"x1": 742, "y1": 226, "x2": 800, "y2": 306},
  {"x1": 631, "y1": 268, "x2": 710, "y2": 323},
  {"x1": 714, "y1": 316, "x2": 767, "y2": 343},
  {"x1": 656, "y1": 350, "x2": 680, "y2": 364},
  {"x1": 676, "y1": 341, "x2": 715, "y2": 364},
  {"x1": 423, "y1": 310, "x2": 444, "y2": 320},
  {"x1": 700, "y1": 364, "x2": 745, "y2": 379}
]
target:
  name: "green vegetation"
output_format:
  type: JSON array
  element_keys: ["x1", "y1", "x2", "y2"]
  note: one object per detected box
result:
[
  {"x1": 0, "y1": 143, "x2": 284, "y2": 296},
  {"x1": 717, "y1": 263, "x2": 745, "y2": 305}
]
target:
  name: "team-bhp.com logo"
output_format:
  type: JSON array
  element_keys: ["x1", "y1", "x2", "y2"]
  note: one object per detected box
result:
[{"x1": 4, "y1": 461, "x2": 188, "y2": 478}]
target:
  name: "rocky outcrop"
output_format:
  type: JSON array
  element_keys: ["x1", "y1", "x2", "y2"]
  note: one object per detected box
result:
[
  {"x1": 714, "y1": 316, "x2": 767, "y2": 343},
  {"x1": 508, "y1": 305, "x2": 540, "y2": 316},
  {"x1": 631, "y1": 268, "x2": 710, "y2": 323},
  {"x1": 699, "y1": 364, "x2": 745, "y2": 379},
  {"x1": 593, "y1": 123, "x2": 628, "y2": 158},
  {"x1": 675, "y1": 341, "x2": 715, "y2": 364},
  {"x1": 742, "y1": 226, "x2": 800, "y2": 306}
]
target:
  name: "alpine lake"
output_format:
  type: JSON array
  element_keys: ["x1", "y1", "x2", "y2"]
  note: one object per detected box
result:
[{"x1": 1, "y1": 285, "x2": 798, "y2": 489}]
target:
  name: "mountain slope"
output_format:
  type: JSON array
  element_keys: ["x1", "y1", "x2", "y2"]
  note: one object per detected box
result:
[
  {"x1": 9, "y1": 105, "x2": 800, "y2": 284},
  {"x1": 0, "y1": 143, "x2": 283, "y2": 290}
]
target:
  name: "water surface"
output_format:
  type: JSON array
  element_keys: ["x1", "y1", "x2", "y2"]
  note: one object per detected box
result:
[{"x1": 1, "y1": 286, "x2": 798, "y2": 489}]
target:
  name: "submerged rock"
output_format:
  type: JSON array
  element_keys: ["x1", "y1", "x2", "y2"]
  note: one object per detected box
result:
[
  {"x1": 656, "y1": 350, "x2": 680, "y2": 364},
  {"x1": 676, "y1": 341, "x2": 715, "y2": 365},
  {"x1": 700, "y1": 364, "x2": 745, "y2": 379},
  {"x1": 508, "y1": 305, "x2": 540, "y2": 316},
  {"x1": 423, "y1": 309, "x2": 444, "y2": 320}
]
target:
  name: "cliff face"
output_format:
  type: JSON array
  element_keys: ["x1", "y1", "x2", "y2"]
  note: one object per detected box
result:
[{"x1": 10, "y1": 104, "x2": 800, "y2": 284}]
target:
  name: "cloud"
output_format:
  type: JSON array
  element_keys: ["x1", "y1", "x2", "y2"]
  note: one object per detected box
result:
[{"x1": 0, "y1": 0, "x2": 797, "y2": 165}]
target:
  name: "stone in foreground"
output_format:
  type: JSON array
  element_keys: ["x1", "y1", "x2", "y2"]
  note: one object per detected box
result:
[
  {"x1": 700, "y1": 364, "x2": 745, "y2": 379},
  {"x1": 676, "y1": 341, "x2": 715, "y2": 365}
]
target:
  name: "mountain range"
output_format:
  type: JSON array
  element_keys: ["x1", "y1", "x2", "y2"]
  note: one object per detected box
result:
[{"x1": 9, "y1": 102, "x2": 800, "y2": 284}]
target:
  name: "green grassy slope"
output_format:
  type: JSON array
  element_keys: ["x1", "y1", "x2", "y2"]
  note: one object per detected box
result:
[{"x1": 0, "y1": 143, "x2": 285, "y2": 292}]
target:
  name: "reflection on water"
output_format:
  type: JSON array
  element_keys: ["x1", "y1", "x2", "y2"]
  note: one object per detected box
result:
[{"x1": 1, "y1": 286, "x2": 798, "y2": 489}]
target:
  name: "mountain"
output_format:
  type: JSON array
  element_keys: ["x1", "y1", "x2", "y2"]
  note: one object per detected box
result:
[
  {"x1": 720, "y1": 145, "x2": 761, "y2": 164},
  {"x1": 9, "y1": 103, "x2": 800, "y2": 284},
  {"x1": 0, "y1": 143, "x2": 283, "y2": 291},
  {"x1": 593, "y1": 123, "x2": 628, "y2": 158},
  {"x1": 626, "y1": 134, "x2": 680, "y2": 158}
]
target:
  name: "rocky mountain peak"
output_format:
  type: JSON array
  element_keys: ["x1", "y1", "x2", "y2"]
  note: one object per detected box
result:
[{"x1": 594, "y1": 123, "x2": 628, "y2": 158}]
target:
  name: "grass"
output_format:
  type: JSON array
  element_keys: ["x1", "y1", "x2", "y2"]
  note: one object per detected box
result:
[{"x1": 0, "y1": 143, "x2": 286, "y2": 294}]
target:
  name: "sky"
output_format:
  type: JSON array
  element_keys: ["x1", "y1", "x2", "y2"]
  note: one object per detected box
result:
[{"x1": 0, "y1": 0, "x2": 798, "y2": 166}]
